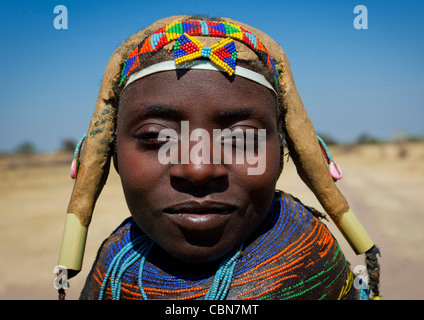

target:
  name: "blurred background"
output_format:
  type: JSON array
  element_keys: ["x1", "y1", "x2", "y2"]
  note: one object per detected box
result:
[{"x1": 0, "y1": 0, "x2": 423, "y2": 299}]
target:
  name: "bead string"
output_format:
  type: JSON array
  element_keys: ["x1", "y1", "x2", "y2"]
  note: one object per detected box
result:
[
  {"x1": 359, "y1": 288, "x2": 369, "y2": 300},
  {"x1": 316, "y1": 135, "x2": 333, "y2": 163},
  {"x1": 70, "y1": 133, "x2": 86, "y2": 180},
  {"x1": 138, "y1": 242, "x2": 154, "y2": 300},
  {"x1": 98, "y1": 235, "x2": 243, "y2": 300},
  {"x1": 73, "y1": 134, "x2": 86, "y2": 159},
  {"x1": 316, "y1": 135, "x2": 343, "y2": 182},
  {"x1": 204, "y1": 244, "x2": 243, "y2": 300},
  {"x1": 98, "y1": 235, "x2": 152, "y2": 300}
]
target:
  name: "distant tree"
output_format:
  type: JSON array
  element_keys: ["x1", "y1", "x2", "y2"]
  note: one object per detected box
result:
[
  {"x1": 61, "y1": 139, "x2": 77, "y2": 153},
  {"x1": 392, "y1": 130, "x2": 409, "y2": 158},
  {"x1": 355, "y1": 132, "x2": 379, "y2": 145},
  {"x1": 407, "y1": 135, "x2": 423, "y2": 142},
  {"x1": 15, "y1": 141, "x2": 36, "y2": 155},
  {"x1": 392, "y1": 130, "x2": 409, "y2": 143}
]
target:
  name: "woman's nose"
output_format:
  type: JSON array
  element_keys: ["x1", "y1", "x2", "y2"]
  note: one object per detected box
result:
[
  {"x1": 170, "y1": 161, "x2": 228, "y2": 187},
  {"x1": 169, "y1": 134, "x2": 228, "y2": 187}
]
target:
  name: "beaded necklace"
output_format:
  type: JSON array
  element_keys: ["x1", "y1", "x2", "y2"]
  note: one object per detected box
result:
[
  {"x1": 93, "y1": 196, "x2": 362, "y2": 300},
  {"x1": 98, "y1": 234, "x2": 243, "y2": 300}
]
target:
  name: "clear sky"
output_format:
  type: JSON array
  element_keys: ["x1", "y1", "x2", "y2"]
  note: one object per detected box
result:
[{"x1": 1, "y1": 0, "x2": 423, "y2": 152}]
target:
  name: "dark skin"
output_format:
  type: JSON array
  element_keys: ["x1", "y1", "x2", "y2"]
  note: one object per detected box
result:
[{"x1": 116, "y1": 69, "x2": 281, "y2": 264}]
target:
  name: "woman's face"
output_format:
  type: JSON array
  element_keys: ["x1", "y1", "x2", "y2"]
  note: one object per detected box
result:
[{"x1": 116, "y1": 69, "x2": 281, "y2": 263}]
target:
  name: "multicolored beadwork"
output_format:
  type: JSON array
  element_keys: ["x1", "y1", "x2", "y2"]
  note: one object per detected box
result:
[
  {"x1": 174, "y1": 33, "x2": 237, "y2": 76},
  {"x1": 98, "y1": 235, "x2": 243, "y2": 300},
  {"x1": 119, "y1": 20, "x2": 279, "y2": 87},
  {"x1": 82, "y1": 194, "x2": 359, "y2": 300}
]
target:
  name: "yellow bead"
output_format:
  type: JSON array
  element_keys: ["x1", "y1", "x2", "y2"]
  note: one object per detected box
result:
[{"x1": 373, "y1": 296, "x2": 382, "y2": 300}]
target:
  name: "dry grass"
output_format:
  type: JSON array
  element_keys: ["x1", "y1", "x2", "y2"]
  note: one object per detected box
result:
[{"x1": 1, "y1": 142, "x2": 423, "y2": 299}]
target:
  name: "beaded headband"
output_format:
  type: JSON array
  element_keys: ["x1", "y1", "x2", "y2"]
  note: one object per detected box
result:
[
  {"x1": 119, "y1": 20, "x2": 279, "y2": 88},
  {"x1": 123, "y1": 60, "x2": 277, "y2": 93}
]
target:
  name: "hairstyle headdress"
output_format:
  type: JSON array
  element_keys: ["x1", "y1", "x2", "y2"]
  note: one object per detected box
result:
[{"x1": 57, "y1": 15, "x2": 376, "y2": 292}]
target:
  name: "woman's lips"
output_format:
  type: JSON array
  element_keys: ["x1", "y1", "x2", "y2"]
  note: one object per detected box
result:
[{"x1": 163, "y1": 200, "x2": 237, "y2": 231}]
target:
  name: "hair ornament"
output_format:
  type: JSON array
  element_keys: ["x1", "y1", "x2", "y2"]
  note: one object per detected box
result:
[
  {"x1": 317, "y1": 135, "x2": 343, "y2": 182},
  {"x1": 70, "y1": 134, "x2": 86, "y2": 180}
]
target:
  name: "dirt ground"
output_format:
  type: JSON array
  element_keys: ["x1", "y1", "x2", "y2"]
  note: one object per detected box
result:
[{"x1": 0, "y1": 141, "x2": 423, "y2": 300}]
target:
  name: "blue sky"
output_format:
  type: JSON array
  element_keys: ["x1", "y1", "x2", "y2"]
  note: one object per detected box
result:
[{"x1": 0, "y1": 0, "x2": 423, "y2": 152}]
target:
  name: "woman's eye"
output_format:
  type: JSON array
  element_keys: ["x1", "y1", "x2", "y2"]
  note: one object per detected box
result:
[
  {"x1": 230, "y1": 136, "x2": 248, "y2": 147},
  {"x1": 134, "y1": 124, "x2": 167, "y2": 147},
  {"x1": 134, "y1": 125, "x2": 179, "y2": 150},
  {"x1": 137, "y1": 131, "x2": 160, "y2": 141},
  {"x1": 135, "y1": 131, "x2": 162, "y2": 148},
  {"x1": 220, "y1": 127, "x2": 260, "y2": 153},
  {"x1": 235, "y1": 134, "x2": 259, "y2": 153}
]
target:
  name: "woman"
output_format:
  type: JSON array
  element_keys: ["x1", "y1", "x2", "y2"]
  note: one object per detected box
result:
[{"x1": 57, "y1": 15, "x2": 380, "y2": 300}]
